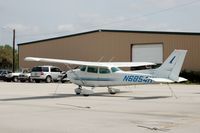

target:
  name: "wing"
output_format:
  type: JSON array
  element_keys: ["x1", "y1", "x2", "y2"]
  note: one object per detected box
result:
[
  {"x1": 101, "y1": 62, "x2": 155, "y2": 67},
  {"x1": 150, "y1": 78, "x2": 174, "y2": 83},
  {"x1": 25, "y1": 57, "x2": 155, "y2": 67}
]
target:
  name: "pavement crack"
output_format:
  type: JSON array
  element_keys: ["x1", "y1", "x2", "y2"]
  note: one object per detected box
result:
[
  {"x1": 137, "y1": 125, "x2": 170, "y2": 132},
  {"x1": 56, "y1": 103, "x2": 91, "y2": 109}
]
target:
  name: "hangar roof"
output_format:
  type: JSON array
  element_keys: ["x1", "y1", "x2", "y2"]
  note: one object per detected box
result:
[{"x1": 18, "y1": 29, "x2": 200, "y2": 46}]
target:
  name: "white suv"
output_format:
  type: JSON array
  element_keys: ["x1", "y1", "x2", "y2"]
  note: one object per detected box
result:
[{"x1": 31, "y1": 66, "x2": 62, "y2": 83}]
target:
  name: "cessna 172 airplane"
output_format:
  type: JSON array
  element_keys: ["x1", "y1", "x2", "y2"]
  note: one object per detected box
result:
[{"x1": 25, "y1": 49, "x2": 187, "y2": 96}]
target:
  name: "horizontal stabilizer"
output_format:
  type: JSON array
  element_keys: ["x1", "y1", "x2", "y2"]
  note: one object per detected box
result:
[
  {"x1": 177, "y1": 77, "x2": 188, "y2": 82},
  {"x1": 150, "y1": 77, "x2": 188, "y2": 83},
  {"x1": 150, "y1": 78, "x2": 174, "y2": 83}
]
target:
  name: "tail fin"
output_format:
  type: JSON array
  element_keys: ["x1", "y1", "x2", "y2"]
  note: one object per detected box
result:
[{"x1": 154, "y1": 49, "x2": 187, "y2": 82}]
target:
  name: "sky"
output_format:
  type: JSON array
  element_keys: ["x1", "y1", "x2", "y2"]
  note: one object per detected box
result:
[{"x1": 0, "y1": 0, "x2": 200, "y2": 45}]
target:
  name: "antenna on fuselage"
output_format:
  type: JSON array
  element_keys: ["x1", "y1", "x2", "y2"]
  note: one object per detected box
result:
[
  {"x1": 108, "y1": 57, "x2": 115, "y2": 62},
  {"x1": 97, "y1": 56, "x2": 105, "y2": 62}
]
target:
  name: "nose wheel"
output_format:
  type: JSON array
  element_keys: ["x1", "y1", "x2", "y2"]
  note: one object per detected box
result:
[{"x1": 75, "y1": 86, "x2": 82, "y2": 95}]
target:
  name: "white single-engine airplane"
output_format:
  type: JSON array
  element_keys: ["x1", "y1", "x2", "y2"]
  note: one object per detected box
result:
[{"x1": 25, "y1": 49, "x2": 187, "y2": 96}]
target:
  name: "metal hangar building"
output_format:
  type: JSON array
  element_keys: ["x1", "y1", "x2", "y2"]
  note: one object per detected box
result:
[{"x1": 18, "y1": 29, "x2": 200, "y2": 71}]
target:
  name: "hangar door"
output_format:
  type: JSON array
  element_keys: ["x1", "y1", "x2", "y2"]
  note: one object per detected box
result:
[{"x1": 132, "y1": 44, "x2": 163, "y2": 64}]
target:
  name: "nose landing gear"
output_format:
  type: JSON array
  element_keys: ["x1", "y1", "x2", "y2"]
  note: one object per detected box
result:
[{"x1": 75, "y1": 86, "x2": 82, "y2": 95}]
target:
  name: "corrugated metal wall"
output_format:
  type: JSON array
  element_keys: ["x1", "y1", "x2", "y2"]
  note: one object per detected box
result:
[{"x1": 18, "y1": 31, "x2": 200, "y2": 71}]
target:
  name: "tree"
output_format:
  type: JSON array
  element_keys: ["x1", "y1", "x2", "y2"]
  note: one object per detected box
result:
[{"x1": 0, "y1": 45, "x2": 18, "y2": 70}]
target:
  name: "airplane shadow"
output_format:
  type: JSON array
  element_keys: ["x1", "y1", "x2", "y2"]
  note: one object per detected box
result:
[
  {"x1": 92, "y1": 91, "x2": 172, "y2": 100},
  {"x1": 0, "y1": 94, "x2": 76, "y2": 101},
  {"x1": 130, "y1": 96, "x2": 171, "y2": 100},
  {"x1": 0, "y1": 92, "x2": 171, "y2": 101},
  {"x1": 0, "y1": 91, "x2": 133, "y2": 101},
  {"x1": 193, "y1": 93, "x2": 200, "y2": 95},
  {"x1": 91, "y1": 91, "x2": 132, "y2": 98},
  {"x1": 92, "y1": 91, "x2": 131, "y2": 97}
]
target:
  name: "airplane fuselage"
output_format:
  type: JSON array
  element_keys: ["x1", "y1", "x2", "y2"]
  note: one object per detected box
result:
[{"x1": 67, "y1": 68, "x2": 154, "y2": 87}]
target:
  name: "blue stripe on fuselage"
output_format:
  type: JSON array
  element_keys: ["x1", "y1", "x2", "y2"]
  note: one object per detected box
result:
[{"x1": 73, "y1": 77, "x2": 115, "y2": 81}]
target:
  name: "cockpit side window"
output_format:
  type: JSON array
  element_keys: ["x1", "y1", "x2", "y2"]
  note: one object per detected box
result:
[
  {"x1": 80, "y1": 66, "x2": 86, "y2": 72},
  {"x1": 87, "y1": 66, "x2": 98, "y2": 73},
  {"x1": 111, "y1": 67, "x2": 121, "y2": 73},
  {"x1": 99, "y1": 67, "x2": 111, "y2": 74}
]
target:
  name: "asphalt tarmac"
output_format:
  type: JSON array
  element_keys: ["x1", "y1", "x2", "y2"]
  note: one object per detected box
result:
[{"x1": 0, "y1": 82, "x2": 200, "y2": 133}]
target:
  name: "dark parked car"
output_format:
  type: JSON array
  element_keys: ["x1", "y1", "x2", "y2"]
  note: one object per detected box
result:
[{"x1": 0, "y1": 69, "x2": 12, "y2": 80}]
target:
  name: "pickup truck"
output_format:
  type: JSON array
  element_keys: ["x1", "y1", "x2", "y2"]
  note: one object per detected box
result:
[
  {"x1": 5, "y1": 72, "x2": 21, "y2": 82},
  {"x1": 0, "y1": 69, "x2": 12, "y2": 80},
  {"x1": 5, "y1": 69, "x2": 32, "y2": 82},
  {"x1": 18, "y1": 72, "x2": 32, "y2": 82}
]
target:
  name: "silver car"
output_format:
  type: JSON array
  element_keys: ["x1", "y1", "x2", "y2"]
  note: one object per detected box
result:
[
  {"x1": 18, "y1": 71, "x2": 32, "y2": 82},
  {"x1": 31, "y1": 66, "x2": 62, "y2": 83}
]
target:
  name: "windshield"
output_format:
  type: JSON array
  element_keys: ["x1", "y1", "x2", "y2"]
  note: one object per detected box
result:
[{"x1": 80, "y1": 66, "x2": 86, "y2": 72}]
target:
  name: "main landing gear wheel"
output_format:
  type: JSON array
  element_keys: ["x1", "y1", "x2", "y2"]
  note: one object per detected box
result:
[
  {"x1": 108, "y1": 88, "x2": 120, "y2": 95},
  {"x1": 81, "y1": 88, "x2": 94, "y2": 96},
  {"x1": 83, "y1": 94, "x2": 89, "y2": 97},
  {"x1": 74, "y1": 86, "x2": 94, "y2": 96}
]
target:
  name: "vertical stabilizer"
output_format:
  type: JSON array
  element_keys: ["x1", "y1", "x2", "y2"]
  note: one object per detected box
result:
[{"x1": 154, "y1": 49, "x2": 187, "y2": 82}]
